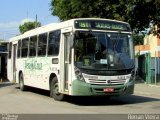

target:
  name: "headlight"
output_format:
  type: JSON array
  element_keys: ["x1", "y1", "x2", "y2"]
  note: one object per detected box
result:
[
  {"x1": 129, "y1": 70, "x2": 135, "y2": 82},
  {"x1": 74, "y1": 67, "x2": 85, "y2": 81}
]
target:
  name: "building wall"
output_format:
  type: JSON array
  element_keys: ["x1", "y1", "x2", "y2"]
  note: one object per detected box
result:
[
  {"x1": 134, "y1": 25, "x2": 160, "y2": 83},
  {"x1": 144, "y1": 34, "x2": 158, "y2": 57}
]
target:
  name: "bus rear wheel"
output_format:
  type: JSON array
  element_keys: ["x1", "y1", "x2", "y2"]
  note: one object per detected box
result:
[
  {"x1": 19, "y1": 73, "x2": 26, "y2": 91},
  {"x1": 50, "y1": 77, "x2": 64, "y2": 101}
]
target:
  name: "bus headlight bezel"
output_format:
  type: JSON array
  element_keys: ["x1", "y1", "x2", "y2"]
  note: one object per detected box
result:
[
  {"x1": 129, "y1": 70, "x2": 135, "y2": 82},
  {"x1": 74, "y1": 67, "x2": 85, "y2": 82}
]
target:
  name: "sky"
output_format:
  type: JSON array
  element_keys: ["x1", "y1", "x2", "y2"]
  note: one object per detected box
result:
[{"x1": 0, "y1": 0, "x2": 59, "y2": 40}]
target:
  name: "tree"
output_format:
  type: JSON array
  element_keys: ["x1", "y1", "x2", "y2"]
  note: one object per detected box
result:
[
  {"x1": 133, "y1": 34, "x2": 144, "y2": 45},
  {"x1": 50, "y1": 0, "x2": 160, "y2": 33},
  {"x1": 19, "y1": 21, "x2": 41, "y2": 34}
]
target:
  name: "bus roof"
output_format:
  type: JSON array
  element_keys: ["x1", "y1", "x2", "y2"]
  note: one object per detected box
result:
[{"x1": 9, "y1": 18, "x2": 130, "y2": 42}]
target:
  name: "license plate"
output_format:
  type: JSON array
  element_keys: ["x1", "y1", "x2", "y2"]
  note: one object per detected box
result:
[{"x1": 103, "y1": 88, "x2": 114, "y2": 92}]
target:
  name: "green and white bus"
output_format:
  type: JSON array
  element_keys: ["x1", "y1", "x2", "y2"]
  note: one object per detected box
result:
[{"x1": 7, "y1": 18, "x2": 135, "y2": 101}]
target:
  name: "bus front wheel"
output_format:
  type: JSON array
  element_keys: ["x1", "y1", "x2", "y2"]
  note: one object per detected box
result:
[
  {"x1": 19, "y1": 73, "x2": 26, "y2": 91},
  {"x1": 50, "y1": 77, "x2": 64, "y2": 101}
]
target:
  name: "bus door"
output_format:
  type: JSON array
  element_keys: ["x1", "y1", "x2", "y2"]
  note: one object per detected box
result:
[
  {"x1": 61, "y1": 27, "x2": 73, "y2": 93},
  {"x1": 12, "y1": 44, "x2": 17, "y2": 82}
]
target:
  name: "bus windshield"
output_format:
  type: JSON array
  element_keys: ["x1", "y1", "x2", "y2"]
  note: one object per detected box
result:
[{"x1": 74, "y1": 31, "x2": 134, "y2": 70}]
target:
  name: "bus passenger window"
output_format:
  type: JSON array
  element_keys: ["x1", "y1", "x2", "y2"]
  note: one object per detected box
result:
[
  {"x1": 29, "y1": 36, "x2": 37, "y2": 57},
  {"x1": 17, "y1": 40, "x2": 21, "y2": 58},
  {"x1": 48, "y1": 30, "x2": 60, "y2": 56},
  {"x1": 21, "y1": 38, "x2": 29, "y2": 58},
  {"x1": 38, "y1": 33, "x2": 47, "y2": 56}
]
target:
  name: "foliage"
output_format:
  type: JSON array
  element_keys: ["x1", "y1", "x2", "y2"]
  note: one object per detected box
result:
[
  {"x1": 133, "y1": 34, "x2": 144, "y2": 46},
  {"x1": 19, "y1": 21, "x2": 41, "y2": 34},
  {"x1": 149, "y1": 23, "x2": 160, "y2": 38},
  {"x1": 50, "y1": 0, "x2": 160, "y2": 33}
]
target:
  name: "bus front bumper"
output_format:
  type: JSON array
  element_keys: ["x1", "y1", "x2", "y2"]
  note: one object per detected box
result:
[{"x1": 72, "y1": 80, "x2": 134, "y2": 96}]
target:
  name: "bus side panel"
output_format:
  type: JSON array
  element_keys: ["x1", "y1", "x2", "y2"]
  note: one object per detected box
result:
[
  {"x1": 19, "y1": 57, "x2": 59, "y2": 91},
  {"x1": 38, "y1": 57, "x2": 60, "y2": 90},
  {"x1": 35, "y1": 57, "x2": 52, "y2": 90},
  {"x1": 7, "y1": 59, "x2": 12, "y2": 82},
  {"x1": 16, "y1": 58, "x2": 24, "y2": 84}
]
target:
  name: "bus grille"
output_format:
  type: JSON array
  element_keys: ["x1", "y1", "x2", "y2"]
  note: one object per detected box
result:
[{"x1": 87, "y1": 79, "x2": 126, "y2": 85}]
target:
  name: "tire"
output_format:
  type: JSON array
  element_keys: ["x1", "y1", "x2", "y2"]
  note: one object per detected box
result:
[
  {"x1": 19, "y1": 73, "x2": 26, "y2": 91},
  {"x1": 50, "y1": 77, "x2": 64, "y2": 101}
]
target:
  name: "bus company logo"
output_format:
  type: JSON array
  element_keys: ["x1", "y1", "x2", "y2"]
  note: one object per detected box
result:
[
  {"x1": 25, "y1": 60, "x2": 42, "y2": 70},
  {"x1": 106, "y1": 80, "x2": 111, "y2": 84}
]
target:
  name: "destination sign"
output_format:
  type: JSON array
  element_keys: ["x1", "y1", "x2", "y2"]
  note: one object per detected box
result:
[{"x1": 75, "y1": 20, "x2": 131, "y2": 31}]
